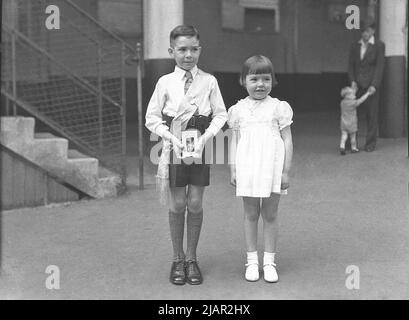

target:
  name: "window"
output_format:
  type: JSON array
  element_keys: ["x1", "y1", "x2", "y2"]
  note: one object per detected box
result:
[
  {"x1": 222, "y1": 0, "x2": 280, "y2": 33},
  {"x1": 98, "y1": 0, "x2": 142, "y2": 37},
  {"x1": 244, "y1": 8, "x2": 277, "y2": 34}
]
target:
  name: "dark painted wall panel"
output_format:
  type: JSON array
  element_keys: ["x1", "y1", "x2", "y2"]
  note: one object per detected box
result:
[
  {"x1": 1, "y1": 152, "x2": 14, "y2": 208},
  {"x1": 12, "y1": 160, "x2": 26, "y2": 207},
  {"x1": 214, "y1": 72, "x2": 350, "y2": 111},
  {"x1": 0, "y1": 147, "x2": 80, "y2": 210}
]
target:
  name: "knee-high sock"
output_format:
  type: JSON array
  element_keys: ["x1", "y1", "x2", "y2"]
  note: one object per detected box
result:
[
  {"x1": 169, "y1": 210, "x2": 185, "y2": 261},
  {"x1": 185, "y1": 209, "x2": 203, "y2": 261}
]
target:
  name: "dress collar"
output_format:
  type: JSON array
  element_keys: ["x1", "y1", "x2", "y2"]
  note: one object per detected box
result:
[
  {"x1": 174, "y1": 65, "x2": 199, "y2": 80},
  {"x1": 247, "y1": 95, "x2": 271, "y2": 104}
]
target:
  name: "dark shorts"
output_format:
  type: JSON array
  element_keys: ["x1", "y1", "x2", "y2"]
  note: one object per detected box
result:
[
  {"x1": 169, "y1": 161, "x2": 210, "y2": 187},
  {"x1": 164, "y1": 113, "x2": 212, "y2": 188}
]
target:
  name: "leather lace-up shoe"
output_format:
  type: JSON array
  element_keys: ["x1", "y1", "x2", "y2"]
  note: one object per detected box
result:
[
  {"x1": 170, "y1": 260, "x2": 186, "y2": 285},
  {"x1": 185, "y1": 260, "x2": 203, "y2": 285}
]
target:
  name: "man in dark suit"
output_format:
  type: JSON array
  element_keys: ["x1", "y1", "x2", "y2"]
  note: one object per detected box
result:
[{"x1": 348, "y1": 21, "x2": 385, "y2": 152}]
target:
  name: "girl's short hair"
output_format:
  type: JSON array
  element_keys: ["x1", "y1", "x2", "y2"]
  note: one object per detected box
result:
[
  {"x1": 170, "y1": 25, "x2": 200, "y2": 46},
  {"x1": 240, "y1": 55, "x2": 278, "y2": 87},
  {"x1": 340, "y1": 86, "x2": 354, "y2": 97}
]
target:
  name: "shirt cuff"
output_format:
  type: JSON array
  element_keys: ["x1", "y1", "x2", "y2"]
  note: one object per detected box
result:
[
  {"x1": 155, "y1": 124, "x2": 170, "y2": 138},
  {"x1": 206, "y1": 123, "x2": 219, "y2": 137}
]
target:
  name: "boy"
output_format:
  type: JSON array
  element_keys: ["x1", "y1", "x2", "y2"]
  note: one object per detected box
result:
[{"x1": 145, "y1": 25, "x2": 227, "y2": 285}]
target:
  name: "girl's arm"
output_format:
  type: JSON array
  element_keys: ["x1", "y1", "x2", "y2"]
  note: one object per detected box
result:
[
  {"x1": 229, "y1": 128, "x2": 240, "y2": 186},
  {"x1": 281, "y1": 126, "x2": 293, "y2": 189},
  {"x1": 356, "y1": 92, "x2": 371, "y2": 107}
]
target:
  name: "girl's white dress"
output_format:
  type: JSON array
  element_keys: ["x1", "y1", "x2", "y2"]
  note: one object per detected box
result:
[{"x1": 228, "y1": 96, "x2": 293, "y2": 198}]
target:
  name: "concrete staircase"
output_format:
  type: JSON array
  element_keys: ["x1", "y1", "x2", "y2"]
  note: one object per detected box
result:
[{"x1": 0, "y1": 116, "x2": 122, "y2": 199}]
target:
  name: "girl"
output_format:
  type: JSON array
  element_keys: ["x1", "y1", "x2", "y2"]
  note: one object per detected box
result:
[{"x1": 228, "y1": 55, "x2": 293, "y2": 283}]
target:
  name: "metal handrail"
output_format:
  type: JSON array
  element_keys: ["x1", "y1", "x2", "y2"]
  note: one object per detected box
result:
[
  {"x1": 1, "y1": 89, "x2": 125, "y2": 174},
  {"x1": 62, "y1": 0, "x2": 137, "y2": 55},
  {"x1": 2, "y1": 24, "x2": 122, "y2": 112},
  {"x1": 1, "y1": 0, "x2": 130, "y2": 179},
  {"x1": 1, "y1": 89, "x2": 97, "y2": 154},
  {"x1": 60, "y1": 12, "x2": 100, "y2": 46}
]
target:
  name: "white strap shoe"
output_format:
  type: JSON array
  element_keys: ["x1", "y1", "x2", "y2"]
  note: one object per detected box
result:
[
  {"x1": 245, "y1": 262, "x2": 259, "y2": 282},
  {"x1": 263, "y1": 263, "x2": 278, "y2": 283}
]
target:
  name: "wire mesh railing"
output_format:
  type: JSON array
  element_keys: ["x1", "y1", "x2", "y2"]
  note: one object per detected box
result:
[{"x1": 1, "y1": 0, "x2": 137, "y2": 184}]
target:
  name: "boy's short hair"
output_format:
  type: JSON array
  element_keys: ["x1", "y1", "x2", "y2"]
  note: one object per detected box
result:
[
  {"x1": 170, "y1": 25, "x2": 200, "y2": 46},
  {"x1": 240, "y1": 55, "x2": 278, "y2": 87}
]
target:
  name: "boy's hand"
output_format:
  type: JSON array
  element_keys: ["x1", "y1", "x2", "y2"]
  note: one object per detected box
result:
[
  {"x1": 281, "y1": 173, "x2": 290, "y2": 190},
  {"x1": 171, "y1": 136, "x2": 184, "y2": 154},
  {"x1": 196, "y1": 131, "x2": 212, "y2": 154},
  {"x1": 196, "y1": 135, "x2": 206, "y2": 154}
]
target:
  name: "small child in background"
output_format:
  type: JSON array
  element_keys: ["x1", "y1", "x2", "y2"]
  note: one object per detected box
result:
[{"x1": 339, "y1": 86, "x2": 371, "y2": 155}]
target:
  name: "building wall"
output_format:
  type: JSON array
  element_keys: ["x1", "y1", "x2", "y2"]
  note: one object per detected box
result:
[
  {"x1": 182, "y1": 0, "x2": 368, "y2": 110},
  {"x1": 184, "y1": 0, "x2": 365, "y2": 74},
  {"x1": 0, "y1": 146, "x2": 80, "y2": 210},
  {"x1": 3, "y1": 0, "x2": 373, "y2": 120}
]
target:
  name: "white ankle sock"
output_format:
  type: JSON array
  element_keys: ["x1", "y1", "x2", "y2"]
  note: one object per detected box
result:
[
  {"x1": 263, "y1": 252, "x2": 276, "y2": 265},
  {"x1": 247, "y1": 251, "x2": 258, "y2": 264}
]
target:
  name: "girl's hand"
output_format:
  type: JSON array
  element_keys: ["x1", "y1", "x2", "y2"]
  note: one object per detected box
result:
[
  {"x1": 230, "y1": 167, "x2": 237, "y2": 187},
  {"x1": 367, "y1": 86, "x2": 376, "y2": 95},
  {"x1": 281, "y1": 173, "x2": 290, "y2": 190}
]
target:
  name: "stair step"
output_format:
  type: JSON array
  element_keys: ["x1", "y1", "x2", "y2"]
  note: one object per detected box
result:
[
  {"x1": 34, "y1": 132, "x2": 58, "y2": 139},
  {"x1": 2, "y1": 136, "x2": 69, "y2": 165},
  {"x1": 68, "y1": 149, "x2": 121, "y2": 179},
  {"x1": 67, "y1": 157, "x2": 99, "y2": 176},
  {"x1": 30, "y1": 138, "x2": 69, "y2": 164},
  {"x1": 98, "y1": 165, "x2": 120, "y2": 178},
  {"x1": 1, "y1": 117, "x2": 121, "y2": 199},
  {"x1": 1, "y1": 116, "x2": 35, "y2": 143},
  {"x1": 65, "y1": 158, "x2": 101, "y2": 198},
  {"x1": 98, "y1": 176, "x2": 122, "y2": 197},
  {"x1": 68, "y1": 149, "x2": 90, "y2": 159}
]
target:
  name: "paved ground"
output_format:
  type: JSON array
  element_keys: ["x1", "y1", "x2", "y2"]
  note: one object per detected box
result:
[{"x1": 1, "y1": 112, "x2": 408, "y2": 299}]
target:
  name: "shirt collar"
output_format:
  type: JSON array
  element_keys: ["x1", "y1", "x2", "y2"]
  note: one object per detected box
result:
[
  {"x1": 174, "y1": 65, "x2": 199, "y2": 80},
  {"x1": 359, "y1": 36, "x2": 375, "y2": 45}
]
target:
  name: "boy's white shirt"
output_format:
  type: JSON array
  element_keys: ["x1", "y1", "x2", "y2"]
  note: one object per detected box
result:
[{"x1": 145, "y1": 65, "x2": 227, "y2": 138}]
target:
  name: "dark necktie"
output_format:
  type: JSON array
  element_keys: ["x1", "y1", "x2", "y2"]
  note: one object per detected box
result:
[
  {"x1": 184, "y1": 70, "x2": 199, "y2": 115},
  {"x1": 184, "y1": 70, "x2": 193, "y2": 94}
]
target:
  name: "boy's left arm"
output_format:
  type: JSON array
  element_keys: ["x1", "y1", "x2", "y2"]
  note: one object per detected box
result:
[
  {"x1": 281, "y1": 126, "x2": 293, "y2": 190},
  {"x1": 198, "y1": 77, "x2": 228, "y2": 145}
]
